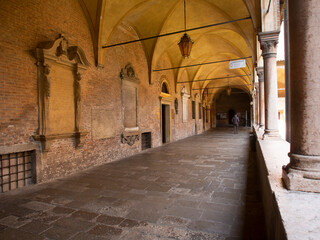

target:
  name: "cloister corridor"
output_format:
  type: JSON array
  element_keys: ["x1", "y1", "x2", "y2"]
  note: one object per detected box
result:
[{"x1": 0, "y1": 128, "x2": 266, "y2": 240}]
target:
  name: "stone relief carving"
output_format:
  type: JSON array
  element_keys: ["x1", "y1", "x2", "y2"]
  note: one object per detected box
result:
[
  {"x1": 33, "y1": 34, "x2": 90, "y2": 152},
  {"x1": 121, "y1": 133, "x2": 140, "y2": 146},
  {"x1": 120, "y1": 63, "x2": 139, "y2": 83}
]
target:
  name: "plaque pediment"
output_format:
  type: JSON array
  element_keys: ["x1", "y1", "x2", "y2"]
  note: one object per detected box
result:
[
  {"x1": 120, "y1": 63, "x2": 140, "y2": 84},
  {"x1": 36, "y1": 34, "x2": 90, "y2": 68}
]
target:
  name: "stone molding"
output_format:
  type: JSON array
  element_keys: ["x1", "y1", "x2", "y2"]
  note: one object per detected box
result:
[
  {"x1": 258, "y1": 31, "x2": 280, "y2": 58},
  {"x1": 0, "y1": 143, "x2": 39, "y2": 155}
]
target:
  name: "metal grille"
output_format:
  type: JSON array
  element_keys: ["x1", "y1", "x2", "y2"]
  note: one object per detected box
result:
[
  {"x1": 141, "y1": 132, "x2": 152, "y2": 150},
  {"x1": 0, "y1": 151, "x2": 36, "y2": 193}
]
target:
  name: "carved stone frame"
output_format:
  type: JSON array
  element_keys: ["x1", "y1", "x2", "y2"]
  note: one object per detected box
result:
[
  {"x1": 33, "y1": 35, "x2": 90, "y2": 152},
  {"x1": 181, "y1": 86, "x2": 190, "y2": 123},
  {"x1": 120, "y1": 63, "x2": 140, "y2": 146}
]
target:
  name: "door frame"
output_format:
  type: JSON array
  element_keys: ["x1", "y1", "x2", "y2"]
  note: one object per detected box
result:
[{"x1": 160, "y1": 97, "x2": 172, "y2": 144}]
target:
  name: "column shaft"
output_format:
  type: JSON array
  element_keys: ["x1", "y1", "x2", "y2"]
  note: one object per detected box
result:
[
  {"x1": 257, "y1": 67, "x2": 265, "y2": 128},
  {"x1": 258, "y1": 31, "x2": 280, "y2": 139},
  {"x1": 254, "y1": 82, "x2": 259, "y2": 126},
  {"x1": 283, "y1": 0, "x2": 320, "y2": 192}
]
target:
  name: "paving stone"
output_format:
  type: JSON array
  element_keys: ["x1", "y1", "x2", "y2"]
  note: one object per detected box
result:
[
  {"x1": 188, "y1": 220, "x2": 231, "y2": 235},
  {"x1": 126, "y1": 209, "x2": 162, "y2": 223},
  {"x1": 0, "y1": 215, "x2": 31, "y2": 228},
  {"x1": 24, "y1": 211, "x2": 61, "y2": 224},
  {"x1": 18, "y1": 220, "x2": 51, "y2": 234},
  {"x1": 20, "y1": 201, "x2": 55, "y2": 212},
  {"x1": 70, "y1": 232, "x2": 108, "y2": 240},
  {"x1": 0, "y1": 227, "x2": 46, "y2": 240},
  {"x1": 87, "y1": 224, "x2": 122, "y2": 237},
  {"x1": 119, "y1": 218, "x2": 140, "y2": 228},
  {"x1": 51, "y1": 206, "x2": 75, "y2": 215},
  {"x1": 200, "y1": 209, "x2": 235, "y2": 224},
  {"x1": 70, "y1": 210, "x2": 99, "y2": 221},
  {"x1": 41, "y1": 225, "x2": 77, "y2": 239},
  {"x1": 166, "y1": 206, "x2": 203, "y2": 220},
  {"x1": 53, "y1": 217, "x2": 95, "y2": 232},
  {"x1": 96, "y1": 215, "x2": 124, "y2": 225},
  {"x1": 157, "y1": 215, "x2": 190, "y2": 227},
  {"x1": 1, "y1": 206, "x2": 35, "y2": 218}
]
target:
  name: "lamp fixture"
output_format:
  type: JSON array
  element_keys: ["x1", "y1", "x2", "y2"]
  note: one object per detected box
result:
[
  {"x1": 226, "y1": 78, "x2": 232, "y2": 95},
  {"x1": 226, "y1": 87, "x2": 232, "y2": 96},
  {"x1": 178, "y1": 0, "x2": 193, "y2": 58}
]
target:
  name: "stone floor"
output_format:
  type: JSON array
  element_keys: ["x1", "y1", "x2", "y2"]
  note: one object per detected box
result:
[{"x1": 0, "y1": 128, "x2": 266, "y2": 240}]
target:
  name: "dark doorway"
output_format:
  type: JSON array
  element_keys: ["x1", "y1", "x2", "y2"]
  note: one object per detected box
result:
[
  {"x1": 162, "y1": 104, "x2": 170, "y2": 143},
  {"x1": 228, "y1": 109, "x2": 235, "y2": 124}
]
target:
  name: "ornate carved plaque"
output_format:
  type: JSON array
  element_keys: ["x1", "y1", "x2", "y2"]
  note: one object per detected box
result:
[
  {"x1": 120, "y1": 63, "x2": 140, "y2": 146},
  {"x1": 33, "y1": 35, "x2": 90, "y2": 151},
  {"x1": 120, "y1": 63, "x2": 140, "y2": 130}
]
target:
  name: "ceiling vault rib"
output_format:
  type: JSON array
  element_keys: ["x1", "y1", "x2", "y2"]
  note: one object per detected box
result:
[
  {"x1": 192, "y1": 84, "x2": 251, "y2": 90},
  {"x1": 102, "y1": 16, "x2": 251, "y2": 48},
  {"x1": 177, "y1": 74, "x2": 251, "y2": 84},
  {"x1": 153, "y1": 56, "x2": 252, "y2": 72}
]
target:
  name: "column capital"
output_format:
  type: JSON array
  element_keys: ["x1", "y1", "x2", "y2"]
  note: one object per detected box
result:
[
  {"x1": 254, "y1": 82, "x2": 259, "y2": 93},
  {"x1": 256, "y1": 67, "x2": 264, "y2": 82},
  {"x1": 258, "y1": 31, "x2": 280, "y2": 57}
]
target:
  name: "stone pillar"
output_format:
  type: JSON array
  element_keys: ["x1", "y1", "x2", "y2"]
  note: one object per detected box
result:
[
  {"x1": 282, "y1": 1, "x2": 320, "y2": 192},
  {"x1": 258, "y1": 31, "x2": 280, "y2": 139},
  {"x1": 255, "y1": 82, "x2": 260, "y2": 126},
  {"x1": 256, "y1": 67, "x2": 265, "y2": 128}
]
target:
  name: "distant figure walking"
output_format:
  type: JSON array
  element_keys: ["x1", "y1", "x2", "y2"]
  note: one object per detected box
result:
[{"x1": 232, "y1": 113, "x2": 239, "y2": 134}]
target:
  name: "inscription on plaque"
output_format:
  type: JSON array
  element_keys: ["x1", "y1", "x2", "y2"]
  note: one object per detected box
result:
[{"x1": 48, "y1": 65, "x2": 75, "y2": 134}]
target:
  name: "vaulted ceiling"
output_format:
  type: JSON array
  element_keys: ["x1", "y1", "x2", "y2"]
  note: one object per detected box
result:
[{"x1": 80, "y1": 0, "x2": 262, "y2": 101}]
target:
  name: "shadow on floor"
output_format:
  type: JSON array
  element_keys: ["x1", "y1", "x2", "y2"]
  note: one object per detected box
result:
[{"x1": 241, "y1": 149, "x2": 267, "y2": 240}]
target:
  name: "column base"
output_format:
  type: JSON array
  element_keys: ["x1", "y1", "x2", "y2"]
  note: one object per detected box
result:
[
  {"x1": 282, "y1": 166, "x2": 320, "y2": 193},
  {"x1": 262, "y1": 129, "x2": 281, "y2": 140}
]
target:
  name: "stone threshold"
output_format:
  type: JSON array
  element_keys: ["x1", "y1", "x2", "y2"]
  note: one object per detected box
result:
[{"x1": 254, "y1": 127, "x2": 320, "y2": 240}]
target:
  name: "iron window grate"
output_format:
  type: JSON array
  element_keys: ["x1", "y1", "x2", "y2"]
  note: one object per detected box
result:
[
  {"x1": 141, "y1": 132, "x2": 152, "y2": 150},
  {"x1": 0, "y1": 151, "x2": 36, "y2": 193}
]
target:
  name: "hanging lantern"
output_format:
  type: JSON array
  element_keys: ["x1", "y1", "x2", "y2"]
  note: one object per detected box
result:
[
  {"x1": 226, "y1": 87, "x2": 232, "y2": 96},
  {"x1": 178, "y1": 33, "x2": 193, "y2": 58},
  {"x1": 178, "y1": 0, "x2": 193, "y2": 58}
]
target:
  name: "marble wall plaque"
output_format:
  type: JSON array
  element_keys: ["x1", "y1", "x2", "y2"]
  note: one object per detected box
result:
[{"x1": 92, "y1": 109, "x2": 116, "y2": 140}]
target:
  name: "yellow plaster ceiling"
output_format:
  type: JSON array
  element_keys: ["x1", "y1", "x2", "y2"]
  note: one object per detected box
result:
[{"x1": 80, "y1": 0, "x2": 260, "y2": 101}]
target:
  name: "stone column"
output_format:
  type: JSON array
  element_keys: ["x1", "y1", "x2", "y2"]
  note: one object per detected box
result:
[
  {"x1": 256, "y1": 67, "x2": 265, "y2": 129},
  {"x1": 258, "y1": 32, "x2": 280, "y2": 139},
  {"x1": 282, "y1": 1, "x2": 320, "y2": 192},
  {"x1": 254, "y1": 82, "x2": 260, "y2": 126}
]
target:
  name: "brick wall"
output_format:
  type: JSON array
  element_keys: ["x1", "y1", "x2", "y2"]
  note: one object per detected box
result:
[{"x1": 0, "y1": 0, "x2": 207, "y2": 183}]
